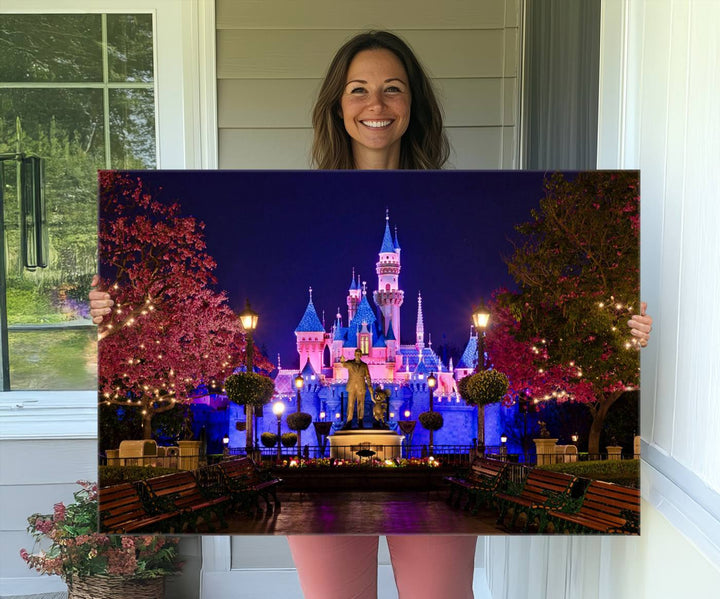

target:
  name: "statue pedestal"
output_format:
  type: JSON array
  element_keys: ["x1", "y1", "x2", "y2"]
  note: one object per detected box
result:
[{"x1": 329, "y1": 429, "x2": 403, "y2": 462}]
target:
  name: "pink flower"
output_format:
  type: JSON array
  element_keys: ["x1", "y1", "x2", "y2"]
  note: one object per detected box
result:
[
  {"x1": 121, "y1": 537, "x2": 135, "y2": 550},
  {"x1": 53, "y1": 503, "x2": 66, "y2": 522}
]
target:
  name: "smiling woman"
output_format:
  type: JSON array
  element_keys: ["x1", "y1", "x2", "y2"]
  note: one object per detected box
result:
[
  {"x1": 340, "y1": 49, "x2": 412, "y2": 169},
  {"x1": 311, "y1": 30, "x2": 448, "y2": 170}
]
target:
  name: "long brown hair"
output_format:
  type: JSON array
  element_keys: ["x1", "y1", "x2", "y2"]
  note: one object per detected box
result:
[{"x1": 311, "y1": 31, "x2": 449, "y2": 170}]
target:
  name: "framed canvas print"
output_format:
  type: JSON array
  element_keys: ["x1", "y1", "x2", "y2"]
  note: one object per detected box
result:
[{"x1": 97, "y1": 169, "x2": 640, "y2": 535}]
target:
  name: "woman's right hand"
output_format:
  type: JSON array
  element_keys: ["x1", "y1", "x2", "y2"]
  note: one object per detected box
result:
[{"x1": 89, "y1": 274, "x2": 114, "y2": 324}]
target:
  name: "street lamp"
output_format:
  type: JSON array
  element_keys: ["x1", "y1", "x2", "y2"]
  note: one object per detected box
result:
[
  {"x1": 472, "y1": 302, "x2": 490, "y2": 371},
  {"x1": 500, "y1": 432, "x2": 508, "y2": 460},
  {"x1": 222, "y1": 435, "x2": 229, "y2": 458},
  {"x1": 427, "y1": 372, "x2": 437, "y2": 412},
  {"x1": 571, "y1": 433, "x2": 579, "y2": 444},
  {"x1": 239, "y1": 299, "x2": 259, "y2": 454},
  {"x1": 294, "y1": 374, "x2": 304, "y2": 459},
  {"x1": 398, "y1": 410, "x2": 417, "y2": 459},
  {"x1": 272, "y1": 401, "x2": 285, "y2": 462},
  {"x1": 426, "y1": 372, "x2": 438, "y2": 454},
  {"x1": 472, "y1": 302, "x2": 490, "y2": 454}
]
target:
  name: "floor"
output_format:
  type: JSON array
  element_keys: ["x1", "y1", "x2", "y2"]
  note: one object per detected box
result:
[{"x1": 215, "y1": 490, "x2": 511, "y2": 535}]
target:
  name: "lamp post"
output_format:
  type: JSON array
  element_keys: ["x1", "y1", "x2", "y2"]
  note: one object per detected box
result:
[
  {"x1": 398, "y1": 409, "x2": 416, "y2": 459},
  {"x1": 500, "y1": 432, "x2": 508, "y2": 460},
  {"x1": 222, "y1": 435, "x2": 229, "y2": 458},
  {"x1": 472, "y1": 302, "x2": 490, "y2": 371},
  {"x1": 427, "y1": 372, "x2": 437, "y2": 453},
  {"x1": 239, "y1": 299, "x2": 259, "y2": 454},
  {"x1": 294, "y1": 374, "x2": 304, "y2": 460},
  {"x1": 272, "y1": 401, "x2": 285, "y2": 462},
  {"x1": 472, "y1": 302, "x2": 490, "y2": 454}
]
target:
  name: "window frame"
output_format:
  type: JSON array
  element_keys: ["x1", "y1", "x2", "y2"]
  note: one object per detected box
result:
[{"x1": 0, "y1": 0, "x2": 217, "y2": 432}]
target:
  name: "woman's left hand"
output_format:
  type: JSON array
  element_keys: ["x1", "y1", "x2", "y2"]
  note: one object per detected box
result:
[{"x1": 628, "y1": 301, "x2": 652, "y2": 348}]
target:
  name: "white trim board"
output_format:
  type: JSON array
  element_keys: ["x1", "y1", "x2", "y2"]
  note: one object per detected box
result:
[{"x1": 642, "y1": 441, "x2": 720, "y2": 568}]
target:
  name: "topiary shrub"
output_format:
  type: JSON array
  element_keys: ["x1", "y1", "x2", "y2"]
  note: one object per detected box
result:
[
  {"x1": 418, "y1": 411, "x2": 444, "y2": 431},
  {"x1": 458, "y1": 369, "x2": 509, "y2": 407},
  {"x1": 260, "y1": 432, "x2": 278, "y2": 448},
  {"x1": 224, "y1": 372, "x2": 275, "y2": 407},
  {"x1": 281, "y1": 432, "x2": 298, "y2": 447},
  {"x1": 286, "y1": 412, "x2": 313, "y2": 431}
]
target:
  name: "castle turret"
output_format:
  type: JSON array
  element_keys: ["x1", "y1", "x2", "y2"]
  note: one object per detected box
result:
[
  {"x1": 294, "y1": 287, "x2": 326, "y2": 374},
  {"x1": 346, "y1": 267, "x2": 361, "y2": 323},
  {"x1": 454, "y1": 327, "x2": 478, "y2": 382},
  {"x1": 373, "y1": 210, "x2": 404, "y2": 342}
]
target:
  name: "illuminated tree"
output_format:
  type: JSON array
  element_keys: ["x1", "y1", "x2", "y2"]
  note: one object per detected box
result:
[
  {"x1": 97, "y1": 172, "x2": 271, "y2": 439},
  {"x1": 486, "y1": 172, "x2": 640, "y2": 455}
]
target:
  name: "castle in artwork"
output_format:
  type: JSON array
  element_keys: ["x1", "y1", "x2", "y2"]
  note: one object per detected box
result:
[{"x1": 240, "y1": 212, "x2": 485, "y2": 448}]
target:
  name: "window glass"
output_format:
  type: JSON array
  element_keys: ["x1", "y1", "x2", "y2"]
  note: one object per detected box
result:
[
  {"x1": 109, "y1": 88, "x2": 156, "y2": 169},
  {"x1": 107, "y1": 14, "x2": 154, "y2": 83},
  {"x1": 0, "y1": 13, "x2": 155, "y2": 390},
  {"x1": 0, "y1": 14, "x2": 103, "y2": 82}
]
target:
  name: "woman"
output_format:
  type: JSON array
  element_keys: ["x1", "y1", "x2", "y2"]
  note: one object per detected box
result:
[{"x1": 91, "y1": 31, "x2": 652, "y2": 599}]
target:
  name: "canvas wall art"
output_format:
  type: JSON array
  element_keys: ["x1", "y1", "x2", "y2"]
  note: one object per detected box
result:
[{"x1": 97, "y1": 169, "x2": 640, "y2": 535}]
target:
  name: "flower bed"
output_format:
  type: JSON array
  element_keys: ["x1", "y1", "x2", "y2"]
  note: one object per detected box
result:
[{"x1": 269, "y1": 457, "x2": 452, "y2": 492}]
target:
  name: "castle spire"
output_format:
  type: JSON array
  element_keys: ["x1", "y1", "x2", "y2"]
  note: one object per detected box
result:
[
  {"x1": 277, "y1": 353, "x2": 281, "y2": 370},
  {"x1": 416, "y1": 291, "x2": 425, "y2": 350},
  {"x1": 295, "y1": 287, "x2": 324, "y2": 332},
  {"x1": 380, "y1": 210, "x2": 395, "y2": 254}
]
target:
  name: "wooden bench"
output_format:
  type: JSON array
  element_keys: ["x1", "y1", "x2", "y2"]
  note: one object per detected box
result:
[
  {"x1": 99, "y1": 482, "x2": 181, "y2": 533},
  {"x1": 142, "y1": 470, "x2": 230, "y2": 532},
  {"x1": 444, "y1": 457, "x2": 508, "y2": 514},
  {"x1": 218, "y1": 457, "x2": 283, "y2": 515},
  {"x1": 543, "y1": 479, "x2": 640, "y2": 534},
  {"x1": 495, "y1": 468, "x2": 577, "y2": 532}
]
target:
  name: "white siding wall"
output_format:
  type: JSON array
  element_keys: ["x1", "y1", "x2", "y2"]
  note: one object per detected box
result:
[
  {"x1": 216, "y1": 0, "x2": 521, "y2": 169},
  {"x1": 485, "y1": 1, "x2": 720, "y2": 597}
]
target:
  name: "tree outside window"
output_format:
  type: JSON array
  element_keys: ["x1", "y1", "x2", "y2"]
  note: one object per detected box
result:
[{"x1": 0, "y1": 13, "x2": 156, "y2": 390}]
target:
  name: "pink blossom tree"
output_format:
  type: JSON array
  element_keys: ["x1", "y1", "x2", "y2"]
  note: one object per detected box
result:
[
  {"x1": 485, "y1": 172, "x2": 640, "y2": 455},
  {"x1": 97, "y1": 172, "x2": 271, "y2": 439}
]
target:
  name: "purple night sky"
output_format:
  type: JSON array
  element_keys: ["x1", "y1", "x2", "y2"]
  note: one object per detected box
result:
[{"x1": 108, "y1": 170, "x2": 559, "y2": 370}]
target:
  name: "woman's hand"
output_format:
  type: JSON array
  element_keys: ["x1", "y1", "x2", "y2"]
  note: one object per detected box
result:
[
  {"x1": 89, "y1": 274, "x2": 114, "y2": 324},
  {"x1": 628, "y1": 301, "x2": 652, "y2": 348}
]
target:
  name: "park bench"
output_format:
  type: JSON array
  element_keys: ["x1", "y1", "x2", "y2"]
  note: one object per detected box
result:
[
  {"x1": 141, "y1": 470, "x2": 229, "y2": 532},
  {"x1": 217, "y1": 457, "x2": 283, "y2": 515},
  {"x1": 444, "y1": 456, "x2": 508, "y2": 514},
  {"x1": 543, "y1": 479, "x2": 640, "y2": 534},
  {"x1": 99, "y1": 482, "x2": 181, "y2": 533},
  {"x1": 495, "y1": 468, "x2": 578, "y2": 532}
]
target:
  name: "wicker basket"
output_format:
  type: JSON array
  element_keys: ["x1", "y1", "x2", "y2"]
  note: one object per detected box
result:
[{"x1": 67, "y1": 575, "x2": 165, "y2": 599}]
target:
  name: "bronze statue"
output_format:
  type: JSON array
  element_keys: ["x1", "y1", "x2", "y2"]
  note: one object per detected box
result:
[
  {"x1": 372, "y1": 386, "x2": 390, "y2": 428},
  {"x1": 340, "y1": 349, "x2": 373, "y2": 429}
]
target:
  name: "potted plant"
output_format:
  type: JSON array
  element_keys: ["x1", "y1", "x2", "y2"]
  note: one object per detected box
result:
[
  {"x1": 418, "y1": 411, "x2": 444, "y2": 453},
  {"x1": 260, "y1": 432, "x2": 278, "y2": 448},
  {"x1": 20, "y1": 481, "x2": 182, "y2": 598},
  {"x1": 286, "y1": 411, "x2": 312, "y2": 459},
  {"x1": 281, "y1": 432, "x2": 298, "y2": 448}
]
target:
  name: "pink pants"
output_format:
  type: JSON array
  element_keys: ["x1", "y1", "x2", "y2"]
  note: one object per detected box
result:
[{"x1": 287, "y1": 535, "x2": 476, "y2": 599}]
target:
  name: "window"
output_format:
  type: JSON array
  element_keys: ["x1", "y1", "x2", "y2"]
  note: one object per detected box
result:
[{"x1": 0, "y1": 13, "x2": 156, "y2": 390}]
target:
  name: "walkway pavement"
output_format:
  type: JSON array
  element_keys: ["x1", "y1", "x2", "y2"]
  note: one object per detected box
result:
[{"x1": 221, "y1": 490, "x2": 511, "y2": 535}]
